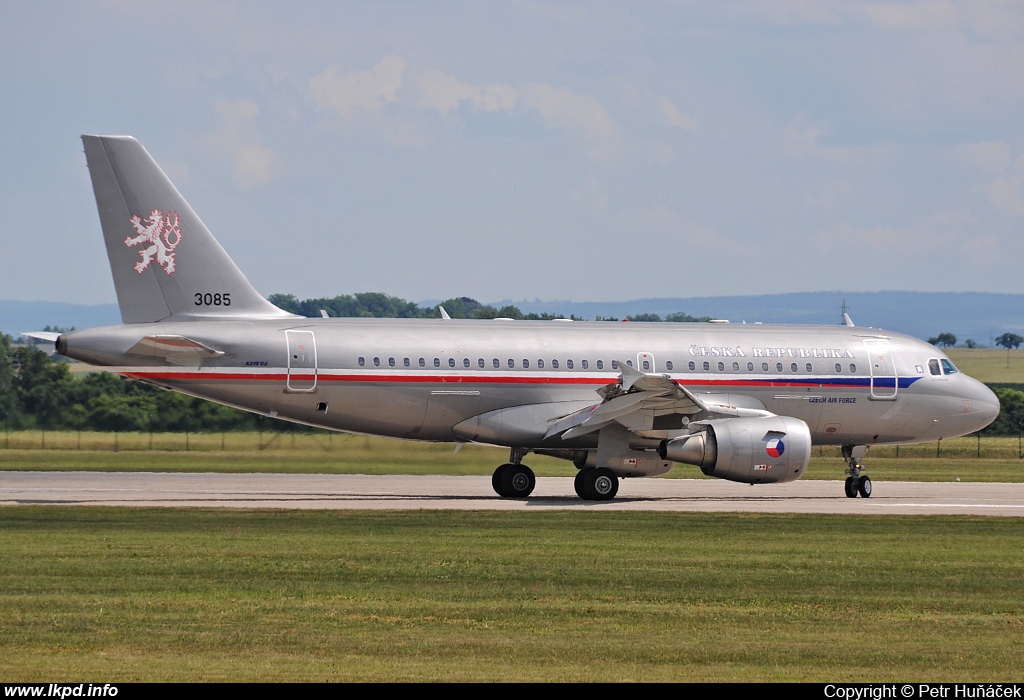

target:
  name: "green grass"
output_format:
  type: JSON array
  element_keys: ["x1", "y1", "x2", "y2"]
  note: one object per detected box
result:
[
  {"x1": 946, "y1": 348, "x2": 1024, "y2": 384},
  {"x1": 0, "y1": 508, "x2": 1021, "y2": 681},
  {"x1": 3, "y1": 431, "x2": 1024, "y2": 482}
]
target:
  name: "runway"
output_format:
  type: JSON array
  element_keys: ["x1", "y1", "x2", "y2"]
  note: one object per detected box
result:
[{"x1": 3, "y1": 472, "x2": 1024, "y2": 516}]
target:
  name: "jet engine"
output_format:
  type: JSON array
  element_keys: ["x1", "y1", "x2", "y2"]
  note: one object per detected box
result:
[{"x1": 658, "y1": 415, "x2": 811, "y2": 484}]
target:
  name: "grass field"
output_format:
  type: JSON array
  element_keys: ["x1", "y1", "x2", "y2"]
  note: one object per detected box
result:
[
  {"x1": 3, "y1": 431, "x2": 1024, "y2": 482},
  {"x1": 945, "y1": 348, "x2": 1024, "y2": 384},
  {"x1": 0, "y1": 508, "x2": 1021, "y2": 682}
]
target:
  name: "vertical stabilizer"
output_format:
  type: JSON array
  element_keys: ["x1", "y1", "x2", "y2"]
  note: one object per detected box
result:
[{"x1": 82, "y1": 135, "x2": 294, "y2": 323}]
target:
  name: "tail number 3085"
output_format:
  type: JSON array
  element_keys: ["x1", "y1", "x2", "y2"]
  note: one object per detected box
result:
[{"x1": 195, "y1": 293, "x2": 231, "y2": 306}]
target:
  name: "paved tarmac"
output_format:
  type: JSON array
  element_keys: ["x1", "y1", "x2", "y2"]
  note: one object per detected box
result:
[{"x1": 3, "y1": 471, "x2": 1024, "y2": 516}]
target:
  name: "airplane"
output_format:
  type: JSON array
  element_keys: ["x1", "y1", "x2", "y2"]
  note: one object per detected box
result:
[{"x1": 54, "y1": 135, "x2": 1000, "y2": 501}]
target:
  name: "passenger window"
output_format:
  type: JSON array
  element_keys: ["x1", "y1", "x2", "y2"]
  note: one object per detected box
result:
[
  {"x1": 373, "y1": 357, "x2": 380, "y2": 367},
  {"x1": 928, "y1": 359, "x2": 941, "y2": 376},
  {"x1": 403, "y1": 358, "x2": 410, "y2": 367},
  {"x1": 835, "y1": 363, "x2": 841, "y2": 373},
  {"x1": 463, "y1": 358, "x2": 470, "y2": 368},
  {"x1": 688, "y1": 361, "x2": 696, "y2": 371},
  {"x1": 612, "y1": 360, "x2": 619, "y2": 369},
  {"x1": 627, "y1": 360, "x2": 633, "y2": 368},
  {"x1": 746, "y1": 362, "x2": 753, "y2": 372},
  {"x1": 776, "y1": 363, "x2": 783, "y2": 372},
  {"x1": 493, "y1": 358, "x2": 500, "y2": 368},
  {"x1": 790, "y1": 363, "x2": 797, "y2": 372},
  {"x1": 388, "y1": 357, "x2": 395, "y2": 367},
  {"x1": 434, "y1": 358, "x2": 440, "y2": 368},
  {"x1": 596, "y1": 360, "x2": 604, "y2": 370},
  {"x1": 805, "y1": 363, "x2": 812, "y2": 372},
  {"x1": 538, "y1": 359, "x2": 545, "y2": 368},
  {"x1": 552, "y1": 359, "x2": 559, "y2": 369},
  {"x1": 508, "y1": 359, "x2": 515, "y2": 369},
  {"x1": 849, "y1": 363, "x2": 857, "y2": 373},
  {"x1": 580, "y1": 360, "x2": 587, "y2": 369},
  {"x1": 478, "y1": 358, "x2": 485, "y2": 368},
  {"x1": 358, "y1": 357, "x2": 365, "y2": 367},
  {"x1": 762, "y1": 362, "x2": 769, "y2": 372},
  {"x1": 566, "y1": 359, "x2": 573, "y2": 369},
  {"x1": 449, "y1": 358, "x2": 456, "y2": 368},
  {"x1": 718, "y1": 361, "x2": 725, "y2": 372},
  {"x1": 732, "y1": 361, "x2": 740, "y2": 372},
  {"x1": 523, "y1": 359, "x2": 530, "y2": 368},
  {"x1": 941, "y1": 359, "x2": 958, "y2": 375},
  {"x1": 702, "y1": 361, "x2": 710, "y2": 371},
  {"x1": 642, "y1": 360, "x2": 650, "y2": 370},
  {"x1": 665, "y1": 361, "x2": 673, "y2": 371},
  {"x1": 419, "y1": 357, "x2": 425, "y2": 368}
]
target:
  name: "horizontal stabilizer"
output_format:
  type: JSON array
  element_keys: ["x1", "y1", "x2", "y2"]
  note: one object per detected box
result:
[
  {"x1": 126, "y1": 335, "x2": 224, "y2": 364},
  {"x1": 20, "y1": 331, "x2": 61, "y2": 343}
]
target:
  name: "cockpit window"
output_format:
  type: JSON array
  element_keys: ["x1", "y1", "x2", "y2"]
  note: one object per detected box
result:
[
  {"x1": 928, "y1": 359, "x2": 941, "y2": 376},
  {"x1": 941, "y1": 359, "x2": 958, "y2": 375}
]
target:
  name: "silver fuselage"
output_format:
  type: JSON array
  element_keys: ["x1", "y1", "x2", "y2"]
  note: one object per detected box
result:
[{"x1": 61, "y1": 318, "x2": 999, "y2": 450}]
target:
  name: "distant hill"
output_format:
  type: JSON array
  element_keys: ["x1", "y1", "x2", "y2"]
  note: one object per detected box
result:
[
  {"x1": 4, "y1": 291, "x2": 1023, "y2": 346},
  {"x1": 492, "y1": 292, "x2": 1024, "y2": 346},
  {"x1": 0, "y1": 300, "x2": 120, "y2": 335}
]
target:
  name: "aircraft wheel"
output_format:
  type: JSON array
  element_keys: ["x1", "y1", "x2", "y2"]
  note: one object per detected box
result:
[
  {"x1": 501, "y1": 464, "x2": 536, "y2": 498},
  {"x1": 857, "y1": 475, "x2": 872, "y2": 498},
  {"x1": 574, "y1": 469, "x2": 590, "y2": 499},
  {"x1": 844, "y1": 477, "x2": 858, "y2": 499},
  {"x1": 585, "y1": 467, "x2": 619, "y2": 501},
  {"x1": 492, "y1": 463, "x2": 512, "y2": 497}
]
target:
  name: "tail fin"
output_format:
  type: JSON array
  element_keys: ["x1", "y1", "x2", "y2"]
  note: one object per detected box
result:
[{"x1": 82, "y1": 135, "x2": 294, "y2": 323}]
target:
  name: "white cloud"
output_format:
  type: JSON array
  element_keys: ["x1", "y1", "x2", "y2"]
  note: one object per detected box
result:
[
  {"x1": 960, "y1": 141, "x2": 1011, "y2": 173},
  {"x1": 412, "y1": 69, "x2": 518, "y2": 113},
  {"x1": 520, "y1": 83, "x2": 616, "y2": 142},
  {"x1": 977, "y1": 154, "x2": 1024, "y2": 215},
  {"x1": 209, "y1": 99, "x2": 276, "y2": 189},
  {"x1": 309, "y1": 55, "x2": 407, "y2": 117},
  {"x1": 855, "y1": 1, "x2": 959, "y2": 31},
  {"x1": 659, "y1": 97, "x2": 697, "y2": 131}
]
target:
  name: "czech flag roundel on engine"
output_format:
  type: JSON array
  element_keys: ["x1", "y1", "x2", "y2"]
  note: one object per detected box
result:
[{"x1": 765, "y1": 438, "x2": 785, "y2": 458}]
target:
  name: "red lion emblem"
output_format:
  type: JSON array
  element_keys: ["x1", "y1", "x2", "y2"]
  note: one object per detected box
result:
[{"x1": 125, "y1": 209, "x2": 182, "y2": 274}]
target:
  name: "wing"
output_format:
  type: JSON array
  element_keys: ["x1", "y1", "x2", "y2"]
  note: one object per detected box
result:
[{"x1": 546, "y1": 359, "x2": 771, "y2": 440}]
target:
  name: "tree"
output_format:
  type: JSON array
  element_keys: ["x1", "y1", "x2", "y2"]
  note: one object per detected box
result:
[
  {"x1": 964, "y1": 339, "x2": 977, "y2": 349},
  {"x1": 927, "y1": 332, "x2": 957, "y2": 348},
  {"x1": 995, "y1": 333, "x2": 1024, "y2": 350}
]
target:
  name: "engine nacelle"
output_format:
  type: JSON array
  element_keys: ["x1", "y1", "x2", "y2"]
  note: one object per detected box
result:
[{"x1": 658, "y1": 415, "x2": 811, "y2": 484}]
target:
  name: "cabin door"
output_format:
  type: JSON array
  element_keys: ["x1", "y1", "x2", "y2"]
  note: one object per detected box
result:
[
  {"x1": 286, "y1": 330, "x2": 317, "y2": 392},
  {"x1": 865, "y1": 340, "x2": 897, "y2": 400}
]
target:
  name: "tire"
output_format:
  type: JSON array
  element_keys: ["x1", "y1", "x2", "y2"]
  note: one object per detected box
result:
[
  {"x1": 858, "y1": 475, "x2": 872, "y2": 498},
  {"x1": 584, "y1": 467, "x2": 619, "y2": 501},
  {"x1": 574, "y1": 469, "x2": 590, "y2": 499},
  {"x1": 501, "y1": 464, "x2": 536, "y2": 498},
  {"x1": 492, "y1": 463, "x2": 512, "y2": 497},
  {"x1": 844, "y1": 477, "x2": 858, "y2": 498}
]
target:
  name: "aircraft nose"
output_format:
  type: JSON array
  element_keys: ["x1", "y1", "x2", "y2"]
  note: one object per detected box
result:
[{"x1": 968, "y1": 380, "x2": 1000, "y2": 431}]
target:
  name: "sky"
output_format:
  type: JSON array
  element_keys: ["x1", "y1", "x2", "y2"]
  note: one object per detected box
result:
[{"x1": 2, "y1": 1, "x2": 1023, "y2": 307}]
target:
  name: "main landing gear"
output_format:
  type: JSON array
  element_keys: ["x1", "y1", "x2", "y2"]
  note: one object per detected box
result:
[
  {"x1": 490, "y1": 449, "x2": 622, "y2": 501},
  {"x1": 573, "y1": 467, "x2": 619, "y2": 501},
  {"x1": 842, "y1": 445, "x2": 872, "y2": 498},
  {"x1": 491, "y1": 448, "x2": 536, "y2": 498}
]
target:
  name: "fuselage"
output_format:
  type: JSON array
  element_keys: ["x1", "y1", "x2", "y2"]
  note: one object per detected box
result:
[{"x1": 60, "y1": 318, "x2": 999, "y2": 450}]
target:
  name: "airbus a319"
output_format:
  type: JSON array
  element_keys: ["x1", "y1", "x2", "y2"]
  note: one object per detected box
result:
[{"x1": 53, "y1": 135, "x2": 1000, "y2": 501}]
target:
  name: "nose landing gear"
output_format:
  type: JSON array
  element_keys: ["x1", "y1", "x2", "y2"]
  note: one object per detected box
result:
[{"x1": 843, "y1": 445, "x2": 872, "y2": 498}]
